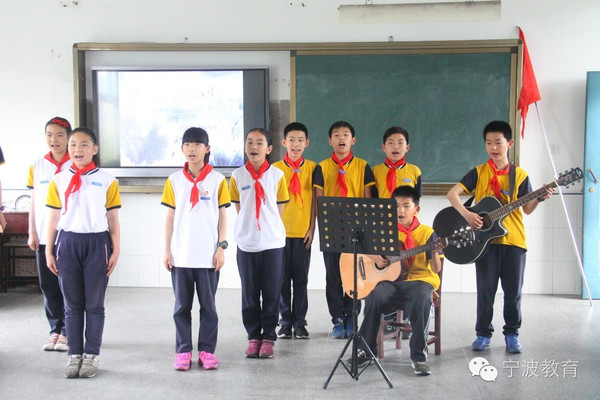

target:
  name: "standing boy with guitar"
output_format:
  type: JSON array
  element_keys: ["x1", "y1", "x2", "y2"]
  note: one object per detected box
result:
[
  {"x1": 351, "y1": 185, "x2": 445, "y2": 376},
  {"x1": 446, "y1": 121, "x2": 553, "y2": 354}
]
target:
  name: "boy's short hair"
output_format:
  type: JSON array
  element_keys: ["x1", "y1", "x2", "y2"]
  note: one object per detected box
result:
[
  {"x1": 383, "y1": 126, "x2": 409, "y2": 144},
  {"x1": 391, "y1": 185, "x2": 420, "y2": 206},
  {"x1": 182, "y1": 127, "x2": 209, "y2": 145},
  {"x1": 284, "y1": 122, "x2": 308, "y2": 139},
  {"x1": 328, "y1": 121, "x2": 355, "y2": 138},
  {"x1": 483, "y1": 121, "x2": 512, "y2": 141}
]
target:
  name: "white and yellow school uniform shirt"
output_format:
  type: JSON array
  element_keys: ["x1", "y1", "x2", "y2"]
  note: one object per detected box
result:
[
  {"x1": 458, "y1": 162, "x2": 532, "y2": 249},
  {"x1": 46, "y1": 167, "x2": 121, "y2": 233},
  {"x1": 161, "y1": 169, "x2": 231, "y2": 268},
  {"x1": 27, "y1": 157, "x2": 73, "y2": 244},
  {"x1": 273, "y1": 158, "x2": 317, "y2": 239},
  {"x1": 229, "y1": 165, "x2": 289, "y2": 252},
  {"x1": 313, "y1": 156, "x2": 375, "y2": 197},
  {"x1": 399, "y1": 223, "x2": 442, "y2": 291},
  {"x1": 372, "y1": 162, "x2": 422, "y2": 199}
]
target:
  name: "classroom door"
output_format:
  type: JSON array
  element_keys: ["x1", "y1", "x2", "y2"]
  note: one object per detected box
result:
[{"x1": 583, "y1": 71, "x2": 600, "y2": 299}]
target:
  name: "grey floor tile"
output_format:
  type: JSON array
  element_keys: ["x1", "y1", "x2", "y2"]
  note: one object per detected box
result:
[{"x1": 0, "y1": 286, "x2": 598, "y2": 399}]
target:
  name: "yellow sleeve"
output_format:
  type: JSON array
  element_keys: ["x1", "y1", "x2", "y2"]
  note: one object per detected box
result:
[
  {"x1": 277, "y1": 175, "x2": 290, "y2": 203},
  {"x1": 458, "y1": 182, "x2": 470, "y2": 195},
  {"x1": 106, "y1": 180, "x2": 121, "y2": 210},
  {"x1": 46, "y1": 180, "x2": 62, "y2": 209},
  {"x1": 26, "y1": 165, "x2": 34, "y2": 188},
  {"x1": 229, "y1": 176, "x2": 240, "y2": 203},
  {"x1": 218, "y1": 178, "x2": 231, "y2": 207},
  {"x1": 161, "y1": 179, "x2": 176, "y2": 208}
]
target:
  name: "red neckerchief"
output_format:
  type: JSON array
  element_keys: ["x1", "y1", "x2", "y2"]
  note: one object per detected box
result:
[
  {"x1": 284, "y1": 154, "x2": 303, "y2": 208},
  {"x1": 331, "y1": 151, "x2": 353, "y2": 197},
  {"x1": 398, "y1": 216, "x2": 420, "y2": 266},
  {"x1": 182, "y1": 162, "x2": 213, "y2": 209},
  {"x1": 63, "y1": 161, "x2": 96, "y2": 214},
  {"x1": 486, "y1": 159, "x2": 510, "y2": 200},
  {"x1": 246, "y1": 160, "x2": 270, "y2": 230},
  {"x1": 385, "y1": 157, "x2": 406, "y2": 196},
  {"x1": 44, "y1": 152, "x2": 70, "y2": 175}
]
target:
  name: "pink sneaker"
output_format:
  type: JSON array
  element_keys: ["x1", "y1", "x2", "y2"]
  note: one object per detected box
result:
[
  {"x1": 174, "y1": 352, "x2": 192, "y2": 371},
  {"x1": 198, "y1": 351, "x2": 219, "y2": 370},
  {"x1": 259, "y1": 340, "x2": 275, "y2": 358},
  {"x1": 245, "y1": 339, "x2": 261, "y2": 358}
]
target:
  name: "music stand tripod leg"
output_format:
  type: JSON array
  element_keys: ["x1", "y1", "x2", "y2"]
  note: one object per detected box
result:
[{"x1": 323, "y1": 229, "x2": 394, "y2": 389}]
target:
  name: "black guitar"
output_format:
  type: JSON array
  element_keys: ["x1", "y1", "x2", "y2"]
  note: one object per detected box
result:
[{"x1": 433, "y1": 167, "x2": 583, "y2": 264}]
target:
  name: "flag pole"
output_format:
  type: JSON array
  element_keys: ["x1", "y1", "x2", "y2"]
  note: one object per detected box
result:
[
  {"x1": 532, "y1": 102, "x2": 593, "y2": 307},
  {"x1": 517, "y1": 26, "x2": 592, "y2": 306}
]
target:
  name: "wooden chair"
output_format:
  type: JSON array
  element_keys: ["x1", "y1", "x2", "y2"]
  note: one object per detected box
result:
[{"x1": 376, "y1": 264, "x2": 443, "y2": 359}]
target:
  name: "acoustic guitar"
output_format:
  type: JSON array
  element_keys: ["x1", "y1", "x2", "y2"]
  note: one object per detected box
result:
[
  {"x1": 432, "y1": 167, "x2": 583, "y2": 265},
  {"x1": 339, "y1": 228, "x2": 475, "y2": 299}
]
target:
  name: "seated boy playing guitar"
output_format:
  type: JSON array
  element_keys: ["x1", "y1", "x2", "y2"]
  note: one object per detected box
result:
[{"x1": 350, "y1": 185, "x2": 445, "y2": 376}]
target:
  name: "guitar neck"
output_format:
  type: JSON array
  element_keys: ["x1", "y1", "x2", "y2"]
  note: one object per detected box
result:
[
  {"x1": 486, "y1": 181, "x2": 557, "y2": 222},
  {"x1": 387, "y1": 238, "x2": 445, "y2": 264}
]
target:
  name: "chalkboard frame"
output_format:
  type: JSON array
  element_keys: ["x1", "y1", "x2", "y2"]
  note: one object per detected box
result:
[
  {"x1": 290, "y1": 40, "x2": 522, "y2": 195},
  {"x1": 73, "y1": 40, "x2": 523, "y2": 194}
]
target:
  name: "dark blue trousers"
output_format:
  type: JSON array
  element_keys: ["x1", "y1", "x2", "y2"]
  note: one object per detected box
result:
[
  {"x1": 171, "y1": 267, "x2": 219, "y2": 354},
  {"x1": 56, "y1": 231, "x2": 111, "y2": 356},
  {"x1": 475, "y1": 244, "x2": 527, "y2": 337},
  {"x1": 36, "y1": 245, "x2": 66, "y2": 336},
  {"x1": 323, "y1": 252, "x2": 359, "y2": 324},
  {"x1": 279, "y1": 238, "x2": 310, "y2": 328},
  {"x1": 237, "y1": 247, "x2": 284, "y2": 341},
  {"x1": 358, "y1": 280, "x2": 434, "y2": 362}
]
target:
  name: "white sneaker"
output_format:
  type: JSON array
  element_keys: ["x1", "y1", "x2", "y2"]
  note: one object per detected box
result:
[
  {"x1": 64, "y1": 354, "x2": 83, "y2": 378},
  {"x1": 43, "y1": 334, "x2": 59, "y2": 351},
  {"x1": 54, "y1": 335, "x2": 68, "y2": 352},
  {"x1": 79, "y1": 354, "x2": 99, "y2": 378}
]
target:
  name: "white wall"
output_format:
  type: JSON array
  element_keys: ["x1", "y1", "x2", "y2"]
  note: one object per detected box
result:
[{"x1": 1, "y1": 0, "x2": 598, "y2": 294}]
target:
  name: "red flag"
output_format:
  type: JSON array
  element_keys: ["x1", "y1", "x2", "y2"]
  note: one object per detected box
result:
[{"x1": 517, "y1": 27, "x2": 541, "y2": 139}]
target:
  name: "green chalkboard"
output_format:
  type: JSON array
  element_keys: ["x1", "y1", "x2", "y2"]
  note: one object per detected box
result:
[{"x1": 294, "y1": 51, "x2": 513, "y2": 184}]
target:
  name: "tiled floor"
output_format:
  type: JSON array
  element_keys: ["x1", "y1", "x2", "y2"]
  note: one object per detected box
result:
[{"x1": 1, "y1": 286, "x2": 598, "y2": 399}]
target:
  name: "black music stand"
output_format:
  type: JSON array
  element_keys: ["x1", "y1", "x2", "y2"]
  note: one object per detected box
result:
[{"x1": 318, "y1": 196, "x2": 398, "y2": 389}]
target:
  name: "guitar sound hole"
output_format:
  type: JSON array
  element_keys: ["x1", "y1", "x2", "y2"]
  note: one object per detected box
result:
[
  {"x1": 375, "y1": 263, "x2": 386, "y2": 271},
  {"x1": 481, "y1": 214, "x2": 492, "y2": 230}
]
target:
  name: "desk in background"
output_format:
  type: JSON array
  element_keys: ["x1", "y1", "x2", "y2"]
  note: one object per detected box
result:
[{"x1": 1, "y1": 212, "x2": 38, "y2": 292}]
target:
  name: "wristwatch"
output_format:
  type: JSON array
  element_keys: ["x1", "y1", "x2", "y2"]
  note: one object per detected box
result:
[{"x1": 217, "y1": 240, "x2": 228, "y2": 250}]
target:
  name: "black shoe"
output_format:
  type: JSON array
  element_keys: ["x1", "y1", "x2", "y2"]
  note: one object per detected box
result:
[
  {"x1": 294, "y1": 326, "x2": 309, "y2": 339},
  {"x1": 277, "y1": 325, "x2": 292, "y2": 339},
  {"x1": 345, "y1": 349, "x2": 370, "y2": 369}
]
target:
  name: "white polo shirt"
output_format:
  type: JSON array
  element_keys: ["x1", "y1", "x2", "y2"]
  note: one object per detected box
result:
[
  {"x1": 229, "y1": 165, "x2": 289, "y2": 252},
  {"x1": 46, "y1": 167, "x2": 121, "y2": 233},
  {"x1": 161, "y1": 168, "x2": 231, "y2": 268},
  {"x1": 27, "y1": 156, "x2": 73, "y2": 244}
]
